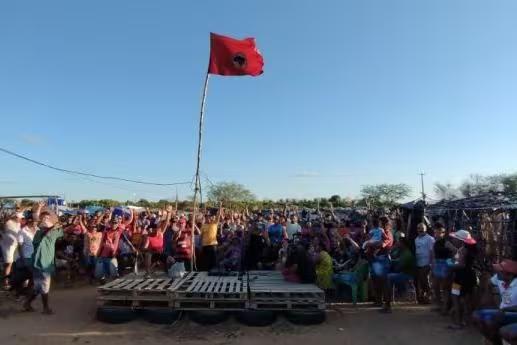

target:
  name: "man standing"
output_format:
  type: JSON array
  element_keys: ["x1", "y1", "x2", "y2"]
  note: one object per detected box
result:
[
  {"x1": 24, "y1": 211, "x2": 63, "y2": 314},
  {"x1": 266, "y1": 216, "x2": 285, "y2": 246},
  {"x1": 97, "y1": 217, "x2": 123, "y2": 281},
  {"x1": 200, "y1": 205, "x2": 222, "y2": 271},
  {"x1": 414, "y1": 223, "x2": 435, "y2": 304},
  {"x1": 286, "y1": 215, "x2": 301, "y2": 241},
  {"x1": 2, "y1": 209, "x2": 25, "y2": 290},
  {"x1": 14, "y1": 203, "x2": 44, "y2": 295},
  {"x1": 431, "y1": 222, "x2": 456, "y2": 314}
]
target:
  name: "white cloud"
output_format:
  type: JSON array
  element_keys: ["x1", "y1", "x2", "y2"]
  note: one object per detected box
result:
[
  {"x1": 292, "y1": 171, "x2": 320, "y2": 178},
  {"x1": 19, "y1": 133, "x2": 46, "y2": 146}
]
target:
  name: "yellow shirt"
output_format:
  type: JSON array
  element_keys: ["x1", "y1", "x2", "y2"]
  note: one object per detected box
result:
[{"x1": 201, "y1": 223, "x2": 218, "y2": 246}]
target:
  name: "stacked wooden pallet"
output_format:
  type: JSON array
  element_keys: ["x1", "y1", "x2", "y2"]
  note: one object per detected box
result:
[
  {"x1": 97, "y1": 277, "x2": 175, "y2": 308},
  {"x1": 96, "y1": 271, "x2": 325, "y2": 311},
  {"x1": 169, "y1": 272, "x2": 247, "y2": 310},
  {"x1": 247, "y1": 271, "x2": 325, "y2": 310}
]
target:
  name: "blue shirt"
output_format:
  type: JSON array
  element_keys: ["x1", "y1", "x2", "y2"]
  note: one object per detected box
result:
[
  {"x1": 267, "y1": 224, "x2": 283, "y2": 245},
  {"x1": 369, "y1": 228, "x2": 383, "y2": 242}
]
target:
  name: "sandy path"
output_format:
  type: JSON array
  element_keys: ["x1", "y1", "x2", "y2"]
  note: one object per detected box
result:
[{"x1": 0, "y1": 286, "x2": 480, "y2": 345}]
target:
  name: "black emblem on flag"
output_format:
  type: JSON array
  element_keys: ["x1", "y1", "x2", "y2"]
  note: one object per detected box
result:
[{"x1": 232, "y1": 53, "x2": 247, "y2": 69}]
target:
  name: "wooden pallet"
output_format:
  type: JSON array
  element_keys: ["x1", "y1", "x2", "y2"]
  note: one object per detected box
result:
[
  {"x1": 170, "y1": 272, "x2": 246, "y2": 300},
  {"x1": 172, "y1": 299, "x2": 247, "y2": 310},
  {"x1": 247, "y1": 300, "x2": 326, "y2": 310},
  {"x1": 96, "y1": 271, "x2": 327, "y2": 311},
  {"x1": 167, "y1": 272, "x2": 247, "y2": 310},
  {"x1": 97, "y1": 277, "x2": 176, "y2": 307},
  {"x1": 247, "y1": 271, "x2": 325, "y2": 310}
]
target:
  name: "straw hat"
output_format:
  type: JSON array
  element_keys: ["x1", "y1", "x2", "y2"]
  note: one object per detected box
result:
[{"x1": 449, "y1": 229, "x2": 476, "y2": 245}]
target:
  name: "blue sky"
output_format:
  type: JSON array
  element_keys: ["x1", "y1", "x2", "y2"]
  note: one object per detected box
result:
[{"x1": 1, "y1": 0, "x2": 516, "y2": 202}]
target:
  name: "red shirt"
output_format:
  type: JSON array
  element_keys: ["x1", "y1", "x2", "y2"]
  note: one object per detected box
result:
[
  {"x1": 380, "y1": 228, "x2": 394, "y2": 254},
  {"x1": 99, "y1": 226, "x2": 122, "y2": 258},
  {"x1": 66, "y1": 224, "x2": 84, "y2": 235},
  {"x1": 174, "y1": 227, "x2": 193, "y2": 260},
  {"x1": 147, "y1": 232, "x2": 164, "y2": 253}
]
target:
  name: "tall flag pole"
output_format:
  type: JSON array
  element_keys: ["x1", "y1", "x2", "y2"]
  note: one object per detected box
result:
[
  {"x1": 189, "y1": 33, "x2": 264, "y2": 271},
  {"x1": 190, "y1": 72, "x2": 209, "y2": 271}
]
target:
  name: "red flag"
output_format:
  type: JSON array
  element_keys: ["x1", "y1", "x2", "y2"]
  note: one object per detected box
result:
[{"x1": 208, "y1": 33, "x2": 264, "y2": 76}]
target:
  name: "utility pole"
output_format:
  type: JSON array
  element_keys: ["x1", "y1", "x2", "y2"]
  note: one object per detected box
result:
[
  {"x1": 419, "y1": 172, "x2": 426, "y2": 203},
  {"x1": 419, "y1": 172, "x2": 427, "y2": 224}
]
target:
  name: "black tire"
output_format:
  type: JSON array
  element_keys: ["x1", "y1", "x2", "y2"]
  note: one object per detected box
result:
[
  {"x1": 235, "y1": 310, "x2": 277, "y2": 327},
  {"x1": 96, "y1": 306, "x2": 138, "y2": 324},
  {"x1": 142, "y1": 308, "x2": 182, "y2": 324},
  {"x1": 189, "y1": 310, "x2": 229, "y2": 325},
  {"x1": 285, "y1": 310, "x2": 326, "y2": 325}
]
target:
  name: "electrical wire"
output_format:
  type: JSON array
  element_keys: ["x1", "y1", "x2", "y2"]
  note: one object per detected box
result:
[{"x1": 0, "y1": 147, "x2": 191, "y2": 186}]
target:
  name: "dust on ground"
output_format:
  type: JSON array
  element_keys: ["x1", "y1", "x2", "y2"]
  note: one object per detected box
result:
[{"x1": 0, "y1": 285, "x2": 480, "y2": 345}]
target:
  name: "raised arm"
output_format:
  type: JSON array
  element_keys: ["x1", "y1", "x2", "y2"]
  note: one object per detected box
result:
[
  {"x1": 123, "y1": 208, "x2": 134, "y2": 227},
  {"x1": 217, "y1": 202, "x2": 223, "y2": 224},
  {"x1": 78, "y1": 213, "x2": 88, "y2": 234},
  {"x1": 32, "y1": 201, "x2": 45, "y2": 222},
  {"x1": 157, "y1": 206, "x2": 173, "y2": 233},
  {"x1": 329, "y1": 202, "x2": 341, "y2": 224}
]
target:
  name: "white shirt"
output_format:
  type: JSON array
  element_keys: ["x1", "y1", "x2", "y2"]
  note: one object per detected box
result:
[
  {"x1": 18, "y1": 226, "x2": 37, "y2": 259},
  {"x1": 1, "y1": 219, "x2": 21, "y2": 247},
  {"x1": 415, "y1": 233, "x2": 435, "y2": 267},
  {"x1": 491, "y1": 274, "x2": 517, "y2": 309},
  {"x1": 286, "y1": 222, "x2": 301, "y2": 240}
]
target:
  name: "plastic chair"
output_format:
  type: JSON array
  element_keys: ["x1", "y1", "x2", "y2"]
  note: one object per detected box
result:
[{"x1": 334, "y1": 261, "x2": 369, "y2": 305}]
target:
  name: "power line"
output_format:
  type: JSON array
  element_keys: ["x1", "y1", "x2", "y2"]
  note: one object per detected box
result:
[{"x1": 0, "y1": 147, "x2": 192, "y2": 187}]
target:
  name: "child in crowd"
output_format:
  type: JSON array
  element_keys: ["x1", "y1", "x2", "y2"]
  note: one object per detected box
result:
[{"x1": 277, "y1": 239, "x2": 289, "y2": 270}]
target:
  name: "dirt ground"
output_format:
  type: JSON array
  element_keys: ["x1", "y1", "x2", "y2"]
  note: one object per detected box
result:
[{"x1": 0, "y1": 285, "x2": 480, "y2": 345}]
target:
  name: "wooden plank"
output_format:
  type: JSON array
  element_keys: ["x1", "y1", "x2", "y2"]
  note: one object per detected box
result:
[
  {"x1": 122, "y1": 279, "x2": 145, "y2": 290},
  {"x1": 167, "y1": 274, "x2": 190, "y2": 291},
  {"x1": 100, "y1": 278, "x2": 125, "y2": 289},
  {"x1": 156, "y1": 279, "x2": 173, "y2": 290},
  {"x1": 135, "y1": 279, "x2": 154, "y2": 290},
  {"x1": 186, "y1": 280, "x2": 201, "y2": 293},
  {"x1": 204, "y1": 280, "x2": 215, "y2": 294},
  {"x1": 145, "y1": 279, "x2": 165, "y2": 290},
  {"x1": 110, "y1": 279, "x2": 135, "y2": 290}
]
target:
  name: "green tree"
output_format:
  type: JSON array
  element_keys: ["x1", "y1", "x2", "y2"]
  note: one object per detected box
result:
[
  {"x1": 207, "y1": 182, "x2": 256, "y2": 205},
  {"x1": 329, "y1": 194, "x2": 341, "y2": 206},
  {"x1": 136, "y1": 199, "x2": 151, "y2": 208},
  {"x1": 459, "y1": 174, "x2": 501, "y2": 197},
  {"x1": 20, "y1": 199, "x2": 34, "y2": 207},
  {"x1": 501, "y1": 173, "x2": 517, "y2": 193},
  {"x1": 434, "y1": 183, "x2": 459, "y2": 200},
  {"x1": 360, "y1": 183, "x2": 411, "y2": 208},
  {"x1": 96, "y1": 199, "x2": 119, "y2": 208}
]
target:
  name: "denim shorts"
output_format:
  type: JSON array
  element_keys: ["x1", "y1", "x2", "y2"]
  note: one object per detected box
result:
[
  {"x1": 387, "y1": 272, "x2": 413, "y2": 284},
  {"x1": 334, "y1": 272, "x2": 358, "y2": 285},
  {"x1": 371, "y1": 255, "x2": 391, "y2": 278},
  {"x1": 95, "y1": 257, "x2": 118, "y2": 279},
  {"x1": 433, "y1": 259, "x2": 450, "y2": 279},
  {"x1": 473, "y1": 309, "x2": 517, "y2": 326},
  {"x1": 33, "y1": 269, "x2": 51, "y2": 295},
  {"x1": 83, "y1": 255, "x2": 97, "y2": 268}
]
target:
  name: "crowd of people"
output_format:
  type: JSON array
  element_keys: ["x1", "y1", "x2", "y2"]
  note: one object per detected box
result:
[{"x1": 1, "y1": 200, "x2": 517, "y2": 343}]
